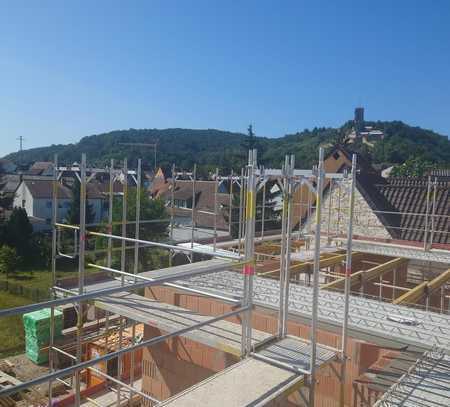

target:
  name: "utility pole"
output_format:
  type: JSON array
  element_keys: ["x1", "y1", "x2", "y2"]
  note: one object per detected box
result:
[{"x1": 17, "y1": 136, "x2": 24, "y2": 164}]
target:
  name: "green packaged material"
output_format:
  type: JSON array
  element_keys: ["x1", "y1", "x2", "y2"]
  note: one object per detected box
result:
[{"x1": 23, "y1": 308, "x2": 64, "y2": 364}]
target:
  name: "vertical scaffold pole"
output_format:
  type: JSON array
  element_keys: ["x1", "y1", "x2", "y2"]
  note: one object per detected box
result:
[
  {"x1": 107, "y1": 159, "x2": 114, "y2": 269},
  {"x1": 170, "y1": 164, "x2": 175, "y2": 241},
  {"x1": 105, "y1": 159, "x2": 114, "y2": 369},
  {"x1": 190, "y1": 164, "x2": 197, "y2": 262},
  {"x1": 117, "y1": 158, "x2": 128, "y2": 407},
  {"x1": 297, "y1": 181, "x2": 303, "y2": 239},
  {"x1": 75, "y1": 153, "x2": 87, "y2": 406},
  {"x1": 48, "y1": 154, "x2": 58, "y2": 404},
  {"x1": 309, "y1": 147, "x2": 325, "y2": 407},
  {"x1": 241, "y1": 149, "x2": 257, "y2": 357},
  {"x1": 213, "y1": 168, "x2": 219, "y2": 251},
  {"x1": 430, "y1": 177, "x2": 437, "y2": 246},
  {"x1": 327, "y1": 178, "x2": 333, "y2": 245},
  {"x1": 278, "y1": 155, "x2": 290, "y2": 337},
  {"x1": 228, "y1": 170, "x2": 233, "y2": 237},
  {"x1": 238, "y1": 168, "x2": 244, "y2": 254},
  {"x1": 339, "y1": 154, "x2": 357, "y2": 407},
  {"x1": 336, "y1": 181, "x2": 342, "y2": 237},
  {"x1": 279, "y1": 155, "x2": 295, "y2": 338},
  {"x1": 261, "y1": 180, "x2": 266, "y2": 239},
  {"x1": 130, "y1": 158, "x2": 141, "y2": 399},
  {"x1": 423, "y1": 176, "x2": 431, "y2": 250}
]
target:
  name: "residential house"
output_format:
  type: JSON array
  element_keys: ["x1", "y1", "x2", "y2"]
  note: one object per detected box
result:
[
  {"x1": 0, "y1": 159, "x2": 17, "y2": 174},
  {"x1": 300, "y1": 145, "x2": 450, "y2": 287},
  {"x1": 151, "y1": 169, "x2": 232, "y2": 238},
  {"x1": 13, "y1": 179, "x2": 107, "y2": 231},
  {"x1": 27, "y1": 161, "x2": 54, "y2": 176}
]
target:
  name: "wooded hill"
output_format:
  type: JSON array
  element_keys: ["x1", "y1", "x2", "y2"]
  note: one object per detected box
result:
[{"x1": 4, "y1": 121, "x2": 450, "y2": 175}]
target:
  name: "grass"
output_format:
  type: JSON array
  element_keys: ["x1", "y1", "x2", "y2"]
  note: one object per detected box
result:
[
  {"x1": 0, "y1": 267, "x2": 97, "y2": 359},
  {"x1": 0, "y1": 267, "x2": 98, "y2": 292},
  {"x1": 0, "y1": 292, "x2": 31, "y2": 358}
]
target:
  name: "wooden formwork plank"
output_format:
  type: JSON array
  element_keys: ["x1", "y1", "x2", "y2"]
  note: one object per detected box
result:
[
  {"x1": 393, "y1": 268, "x2": 450, "y2": 305},
  {"x1": 322, "y1": 257, "x2": 408, "y2": 291}
]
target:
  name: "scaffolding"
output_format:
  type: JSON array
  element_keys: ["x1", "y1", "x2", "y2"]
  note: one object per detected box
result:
[{"x1": 0, "y1": 147, "x2": 449, "y2": 407}]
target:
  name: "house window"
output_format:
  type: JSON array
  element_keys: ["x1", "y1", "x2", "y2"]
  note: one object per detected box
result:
[
  {"x1": 174, "y1": 199, "x2": 187, "y2": 208},
  {"x1": 22, "y1": 199, "x2": 26, "y2": 208},
  {"x1": 46, "y1": 201, "x2": 52, "y2": 208}
]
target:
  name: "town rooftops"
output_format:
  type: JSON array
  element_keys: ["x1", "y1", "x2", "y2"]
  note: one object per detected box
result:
[
  {"x1": 324, "y1": 145, "x2": 450, "y2": 245},
  {"x1": 22, "y1": 179, "x2": 106, "y2": 200},
  {"x1": 27, "y1": 161, "x2": 54, "y2": 175}
]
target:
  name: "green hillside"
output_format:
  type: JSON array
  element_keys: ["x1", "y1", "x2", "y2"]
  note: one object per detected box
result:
[{"x1": 4, "y1": 122, "x2": 450, "y2": 174}]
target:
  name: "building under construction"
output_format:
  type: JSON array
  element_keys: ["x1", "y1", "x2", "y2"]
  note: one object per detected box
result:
[{"x1": 0, "y1": 146, "x2": 449, "y2": 406}]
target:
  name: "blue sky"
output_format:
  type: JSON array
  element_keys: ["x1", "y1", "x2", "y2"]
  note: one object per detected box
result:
[{"x1": 1, "y1": 0, "x2": 449, "y2": 157}]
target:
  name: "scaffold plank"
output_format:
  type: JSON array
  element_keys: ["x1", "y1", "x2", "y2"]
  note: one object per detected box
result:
[
  {"x1": 95, "y1": 292, "x2": 270, "y2": 356},
  {"x1": 160, "y1": 336, "x2": 336, "y2": 407},
  {"x1": 159, "y1": 358, "x2": 302, "y2": 407}
]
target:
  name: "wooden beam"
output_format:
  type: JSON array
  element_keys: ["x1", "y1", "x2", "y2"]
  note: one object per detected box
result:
[
  {"x1": 322, "y1": 257, "x2": 408, "y2": 291},
  {"x1": 257, "y1": 252, "x2": 362, "y2": 278},
  {"x1": 393, "y1": 268, "x2": 450, "y2": 305}
]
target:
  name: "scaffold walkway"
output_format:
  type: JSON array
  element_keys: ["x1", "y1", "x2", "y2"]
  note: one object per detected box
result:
[
  {"x1": 95, "y1": 291, "x2": 270, "y2": 356},
  {"x1": 159, "y1": 337, "x2": 336, "y2": 407}
]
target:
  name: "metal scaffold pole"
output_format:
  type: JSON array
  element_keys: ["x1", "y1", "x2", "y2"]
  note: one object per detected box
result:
[
  {"x1": 278, "y1": 155, "x2": 290, "y2": 337},
  {"x1": 261, "y1": 179, "x2": 266, "y2": 239},
  {"x1": 190, "y1": 164, "x2": 197, "y2": 262},
  {"x1": 327, "y1": 178, "x2": 333, "y2": 245},
  {"x1": 213, "y1": 167, "x2": 219, "y2": 251},
  {"x1": 130, "y1": 158, "x2": 141, "y2": 399},
  {"x1": 75, "y1": 153, "x2": 87, "y2": 406},
  {"x1": 105, "y1": 158, "x2": 114, "y2": 360},
  {"x1": 238, "y1": 168, "x2": 244, "y2": 254},
  {"x1": 170, "y1": 164, "x2": 175, "y2": 241},
  {"x1": 117, "y1": 158, "x2": 128, "y2": 406},
  {"x1": 339, "y1": 153, "x2": 357, "y2": 407},
  {"x1": 228, "y1": 170, "x2": 233, "y2": 237},
  {"x1": 241, "y1": 149, "x2": 257, "y2": 357},
  {"x1": 48, "y1": 154, "x2": 58, "y2": 404},
  {"x1": 423, "y1": 175, "x2": 431, "y2": 250},
  {"x1": 309, "y1": 147, "x2": 325, "y2": 406},
  {"x1": 280, "y1": 155, "x2": 295, "y2": 337}
]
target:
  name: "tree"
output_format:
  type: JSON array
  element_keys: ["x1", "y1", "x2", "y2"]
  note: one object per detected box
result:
[
  {"x1": 241, "y1": 124, "x2": 257, "y2": 155},
  {"x1": 0, "y1": 245, "x2": 19, "y2": 278},
  {"x1": 95, "y1": 188, "x2": 169, "y2": 272},
  {"x1": 223, "y1": 180, "x2": 281, "y2": 238},
  {"x1": 390, "y1": 157, "x2": 435, "y2": 177},
  {"x1": 4, "y1": 207, "x2": 33, "y2": 260},
  {"x1": 66, "y1": 181, "x2": 95, "y2": 225}
]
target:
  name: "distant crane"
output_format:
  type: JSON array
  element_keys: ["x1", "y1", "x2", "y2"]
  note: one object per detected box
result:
[{"x1": 119, "y1": 141, "x2": 158, "y2": 170}]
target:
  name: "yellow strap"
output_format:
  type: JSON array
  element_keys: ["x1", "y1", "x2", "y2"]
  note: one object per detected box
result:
[
  {"x1": 315, "y1": 195, "x2": 321, "y2": 223},
  {"x1": 245, "y1": 191, "x2": 255, "y2": 220}
]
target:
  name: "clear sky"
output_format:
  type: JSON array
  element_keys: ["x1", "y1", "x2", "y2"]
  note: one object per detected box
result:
[{"x1": 1, "y1": 0, "x2": 449, "y2": 157}]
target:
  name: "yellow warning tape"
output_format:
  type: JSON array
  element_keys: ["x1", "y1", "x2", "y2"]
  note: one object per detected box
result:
[
  {"x1": 315, "y1": 195, "x2": 321, "y2": 223},
  {"x1": 245, "y1": 191, "x2": 255, "y2": 220},
  {"x1": 283, "y1": 195, "x2": 289, "y2": 214}
]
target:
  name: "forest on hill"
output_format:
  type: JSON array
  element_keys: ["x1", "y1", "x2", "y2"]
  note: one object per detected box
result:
[{"x1": 4, "y1": 121, "x2": 450, "y2": 175}]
